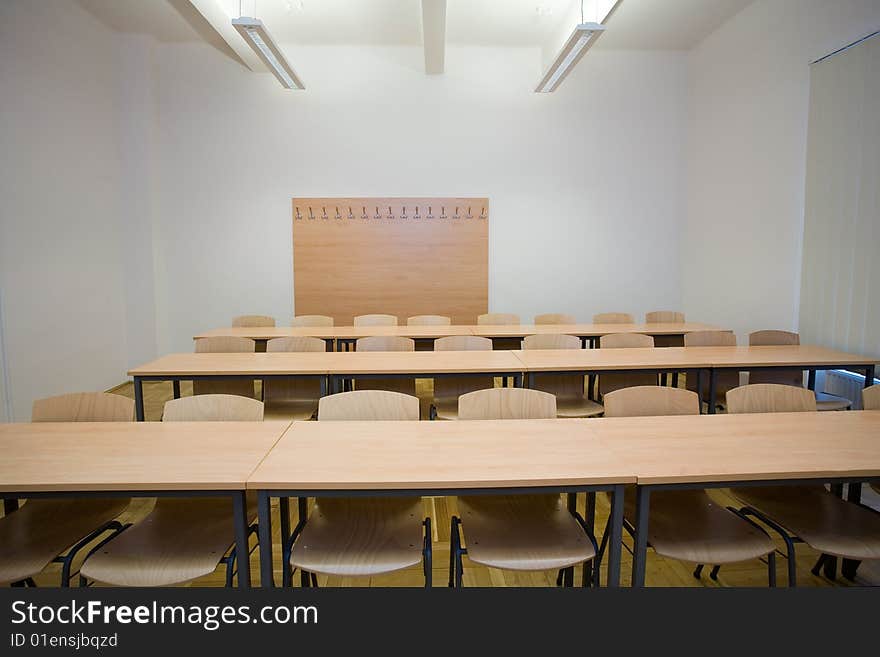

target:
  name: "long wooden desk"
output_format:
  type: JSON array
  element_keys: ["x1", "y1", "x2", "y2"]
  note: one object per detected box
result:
[
  {"x1": 247, "y1": 419, "x2": 632, "y2": 588},
  {"x1": 472, "y1": 322, "x2": 725, "y2": 346},
  {"x1": 0, "y1": 421, "x2": 292, "y2": 588},
  {"x1": 600, "y1": 411, "x2": 880, "y2": 587}
]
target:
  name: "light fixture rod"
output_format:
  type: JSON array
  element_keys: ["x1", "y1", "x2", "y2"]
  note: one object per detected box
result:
[{"x1": 232, "y1": 17, "x2": 304, "y2": 90}]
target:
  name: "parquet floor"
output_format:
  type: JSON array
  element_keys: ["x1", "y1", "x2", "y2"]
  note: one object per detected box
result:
[{"x1": 20, "y1": 379, "x2": 880, "y2": 588}]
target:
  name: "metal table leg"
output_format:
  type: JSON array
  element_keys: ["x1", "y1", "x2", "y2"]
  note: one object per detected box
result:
[
  {"x1": 631, "y1": 486, "x2": 650, "y2": 587},
  {"x1": 257, "y1": 491, "x2": 274, "y2": 588},
  {"x1": 232, "y1": 491, "x2": 251, "y2": 588},
  {"x1": 172, "y1": 380, "x2": 181, "y2": 399},
  {"x1": 842, "y1": 483, "x2": 863, "y2": 580},
  {"x1": 708, "y1": 369, "x2": 718, "y2": 414},
  {"x1": 280, "y1": 497, "x2": 291, "y2": 586},
  {"x1": 606, "y1": 484, "x2": 624, "y2": 588},
  {"x1": 134, "y1": 377, "x2": 145, "y2": 421}
]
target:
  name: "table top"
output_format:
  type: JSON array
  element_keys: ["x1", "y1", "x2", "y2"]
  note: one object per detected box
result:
[
  {"x1": 470, "y1": 322, "x2": 725, "y2": 338},
  {"x1": 701, "y1": 345, "x2": 877, "y2": 367},
  {"x1": 0, "y1": 421, "x2": 291, "y2": 492},
  {"x1": 247, "y1": 419, "x2": 636, "y2": 491},
  {"x1": 129, "y1": 352, "x2": 335, "y2": 376},
  {"x1": 602, "y1": 411, "x2": 880, "y2": 485}
]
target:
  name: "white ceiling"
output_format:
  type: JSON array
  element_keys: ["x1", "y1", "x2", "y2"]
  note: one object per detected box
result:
[{"x1": 78, "y1": 0, "x2": 755, "y2": 50}]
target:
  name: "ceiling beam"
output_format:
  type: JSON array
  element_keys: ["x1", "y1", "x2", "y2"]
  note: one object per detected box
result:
[
  {"x1": 421, "y1": 0, "x2": 446, "y2": 75},
  {"x1": 187, "y1": 0, "x2": 265, "y2": 72}
]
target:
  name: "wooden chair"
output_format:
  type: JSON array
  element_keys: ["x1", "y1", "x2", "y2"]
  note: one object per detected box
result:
[
  {"x1": 79, "y1": 395, "x2": 264, "y2": 587},
  {"x1": 592, "y1": 313, "x2": 633, "y2": 324},
  {"x1": 645, "y1": 311, "x2": 685, "y2": 323},
  {"x1": 262, "y1": 337, "x2": 326, "y2": 420},
  {"x1": 287, "y1": 390, "x2": 430, "y2": 587},
  {"x1": 602, "y1": 386, "x2": 776, "y2": 586},
  {"x1": 748, "y1": 330, "x2": 852, "y2": 411},
  {"x1": 477, "y1": 313, "x2": 520, "y2": 325},
  {"x1": 354, "y1": 336, "x2": 416, "y2": 397},
  {"x1": 450, "y1": 388, "x2": 599, "y2": 588},
  {"x1": 430, "y1": 336, "x2": 494, "y2": 420},
  {"x1": 684, "y1": 330, "x2": 739, "y2": 411},
  {"x1": 522, "y1": 334, "x2": 603, "y2": 417},
  {"x1": 353, "y1": 314, "x2": 398, "y2": 326},
  {"x1": 232, "y1": 315, "x2": 275, "y2": 327},
  {"x1": 291, "y1": 315, "x2": 334, "y2": 327},
  {"x1": 598, "y1": 333, "x2": 657, "y2": 399},
  {"x1": 0, "y1": 393, "x2": 133, "y2": 587},
  {"x1": 534, "y1": 313, "x2": 575, "y2": 325},
  {"x1": 726, "y1": 383, "x2": 880, "y2": 585},
  {"x1": 193, "y1": 336, "x2": 256, "y2": 399},
  {"x1": 407, "y1": 315, "x2": 451, "y2": 326}
]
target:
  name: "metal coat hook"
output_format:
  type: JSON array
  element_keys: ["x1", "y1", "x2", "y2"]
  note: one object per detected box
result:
[
  {"x1": 348, "y1": 206, "x2": 354, "y2": 219},
  {"x1": 414, "y1": 206, "x2": 421, "y2": 219},
  {"x1": 361, "y1": 206, "x2": 368, "y2": 219},
  {"x1": 321, "y1": 206, "x2": 329, "y2": 220},
  {"x1": 467, "y1": 207, "x2": 473, "y2": 219},
  {"x1": 440, "y1": 206, "x2": 447, "y2": 219},
  {"x1": 453, "y1": 206, "x2": 460, "y2": 219},
  {"x1": 335, "y1": 206, "x2": 342, "y2": 220},
  {"x1": 374, "y1": 206, "x2": 381, "y2": 219},
  {"x1": 295, "y1": 207, "x2": 302, "y2": 220},
  {"x1": 480, "y1": 207, "x2": 487, "y2": 219},
  {"x1": 308, "y1": 206, "x2": 315, "y2": 220},
  {"x1": 387, "y1": 206, "x2": 394, "y2": 219},
  {"x1": 427, "y1": 206, "x2": 434, "y2": 218},
  {"x1": 401, "y1": 206, "x2": 407, "y2": 219}
]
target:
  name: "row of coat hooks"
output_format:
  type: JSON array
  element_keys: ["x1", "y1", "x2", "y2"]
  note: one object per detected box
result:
[{"x1": 295, "y1": 205, "x2": 488, "y2": 220}]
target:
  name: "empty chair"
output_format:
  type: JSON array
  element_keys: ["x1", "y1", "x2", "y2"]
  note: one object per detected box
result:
[
  {"x1": 593, "y1": 313, "x2": 633, "y2": 324},
  {"x1": 534, "y1": 313, "x2": 576, "y2": 325},
  {"x1": 450, "y1": 388, "x2": 599, "y2": 587},
  {"x1": 726, "y1": 383, "x2": 880, "y2": 585},
  {"x1": 193, "y1": 336, "x2": 256, "y2": 399},
  {"x1": 354, "y1": 336, "x2": 416, "y2": 396},
  {"x1": 80, "y1": 395, "x2": 264, "y2": 587},
  {"x1": 232, "y1": 315, "x2": 275, "y2": 327},
  {"x1": 262, "y1": 337, "x2": 326, "y2": 420},
  {"x1": 0, "y1": 393, "x2": 133, "y2": 587},
  {"x1": 407, "y1": 315, "x2": 451, "y2": 326},
  {"x1": 353, "y1": 314, "x2": 397, "y2": 326},
  {"x1": 864, "y1": 385, "x2": 880, "y2": 410},
  {"x1": 602, "y1": 386, "x2": 776, "y2": 586},
  {"x1": 684, "y1": 330, "x2": 739, "y2": 411},
  {"x1": 291, "y1": 315, "x2": 334, "y2": 327},
  {"x1": 598, "y1": 333, "x2": 658, "y2": 399},
  {"x1": 430, "y1": 336, "x2": 494, "y2": 420},
  {"x1": 748, "y1": 331, "x2": 852, "y2": 411},
  {"x1": 523, "y1": 334, "x2": 603, "y2": 417},
  {"x1": 645, "y1": 311, "x2": 685, "y2": 323},
  {"x1": 477, "y1": 313, "x2": 520, "y2": 325},
  {"x1": 288, "y1": 390, "x2": 430, "y2": 587}
]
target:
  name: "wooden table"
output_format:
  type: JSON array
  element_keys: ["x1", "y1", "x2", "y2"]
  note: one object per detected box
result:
[
  {"x1": 472, "y1": 322, "x2": 726, "y2": 347},
  {"x1": 0, "y1": 421, "x2": 292, "y2": 588},
  {"x1": 599, "y1": 411, "x2": 880, "y2": 587},
  {"x1": 248, "y1": 419, "x2": 633, "y2": 588}
]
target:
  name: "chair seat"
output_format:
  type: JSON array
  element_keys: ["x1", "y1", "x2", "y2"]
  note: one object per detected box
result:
[
  {"x1": 0, "y1": 498, "x2": 128, "y2": 585},
  {"x1": 556, "y1": 397, "x2": 604, "y2": 418},
  {"x1": 81, "y1": 495, "x2": 257, "y2": 587},
  {"x1": 457, "y1": 495, "x2": 595, "y2": 571},
  {"x1": 290, "y1": 498, "x2": 423, "y2": 577},
  {"x1": 623, "y1": 489, "x2": 773, "y2": 564},
  {"x1": 263, "y1": 400, "x2": 319, "y2": 421},
  {"x1": 815, "y1": 391, "x2": 852, "y2": 412},
  {"x1": 732, "y1": 485, "x2": 880, "y2": 560}
]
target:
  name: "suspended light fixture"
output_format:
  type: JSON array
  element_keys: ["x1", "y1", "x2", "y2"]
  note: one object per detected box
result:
[{"x1": 232, "y1": 16, "x2": 304, "y2": 90}]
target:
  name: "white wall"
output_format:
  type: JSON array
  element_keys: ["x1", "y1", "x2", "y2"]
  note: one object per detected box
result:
[
  {"x1": 150, "y1": 42, "x2": 687, "y2": 353},
  {"x1": 0, "y1": 0, "x2": 130, "y2": 421},
  {"x1": 683, "y1": 0, "x2": 880, "y2": 341}
]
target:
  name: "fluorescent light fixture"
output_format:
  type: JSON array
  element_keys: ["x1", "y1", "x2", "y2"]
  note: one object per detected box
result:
[
  {"x1": 535, "y1": 22, "x2": 605, "y2": 93},
  {"x1": 232, "y1": 17, "x2": 304, "y2": 90}
]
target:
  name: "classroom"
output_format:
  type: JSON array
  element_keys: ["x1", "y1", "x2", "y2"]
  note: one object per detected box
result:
[{"x1": 1, "y1": 0, "x2": 879, "y2": 601}]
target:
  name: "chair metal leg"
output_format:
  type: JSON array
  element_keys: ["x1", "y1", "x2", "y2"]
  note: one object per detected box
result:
[
  {"x1": 738, "y1": 506, "x2": 799, "y2": 587},
  {"x1": 693, "y1": 564, "x2": 704, "y2": 579},
  {"x1": 709, "y1": 565, "x2": 720, "y2": 581},
  {"x1": 449, "y1": 516, "x2": 462, "y2": 588},
  {"x1": 768, "y1": 551, "x2": 777, "y2": 587},
  {"x1": 57, "y1": 520, "x2": 128, "y2": 588},
  {"x1": 423, "y1": 518, "x2": 432, "y2": 588}
]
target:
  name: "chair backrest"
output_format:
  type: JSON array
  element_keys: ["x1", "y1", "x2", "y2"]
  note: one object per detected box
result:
[
  {"x1": 684, "y1": 330, "x2": 736, "y2": 347},
  {"x1": 458, "y1": 388, "x2": 557, "y2": 420},
  {"x1": 264, "y1": 337, "x2": 327, "y2": 404},
  {"x1": 747, "y1": 330, "x2": 803, "y2": 387},
  {"x1": 598, "y1": 333, "x2": 656, "y2": 396},
  {"x1": 356, "y1": 336, "x2": 415, "y2": 352},
  {"x1": 603, "y1": 386, "x2": 700, "y2": 417},
  {"x1": 726, "y1": 384, "x2": 817, "y2": 414},
  {"x1": 523, "y1": 334, "x2": 581, "y2": 350},
  {"x1": 193, "y1": 336, "x2": 256, "y2": 398},
  {"x1": 32, "y1": 392, "x2": 134, "y2": 422},
  {"x1": 593, "y1": 313, "x2": 633, "y2": 324},
  {"x1": 291, "y1": 315, "x2": 334, "y2": 327},
  {"x1": 407, "y1": 315, "x2": 451, "y2": 326},
  {"x1": 645, "y1": 311, "x2": 684, "y2": 323},
  {"x1": 863, "y1": 385, "x2": 880, "y2": 410},
  {"x1": 434, "y1": 336, "x2": 493, "y2": 352},
  {"x1": 232, "y1": 315, "x2": 275, "y2": 327},
  {"x1": 477, "y1": 313, "x2": 520, "y2": 325},
  {"x1": 353, "y1": 314, "x2": 398, "y2": 326},
  {"x1": 534, "y1": 313, "x2": 575, "y2": 325},
  {"x1": 600, "y1": 333, "x2": 654, "y2": 349},
  {"x1": 162, "y1": 394, "x2": 264, "y2": 421},
  {"x1": 317, "y1": 390, "x2": 419, "y2": 421},
  {"x1": 432, "y1": 336, "x2": 494, "y2": 406}
]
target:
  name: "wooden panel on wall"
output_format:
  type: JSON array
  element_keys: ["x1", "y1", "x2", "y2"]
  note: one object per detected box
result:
[{"x1": 293, "y1": 198, "x2": 488, "y2": 325}]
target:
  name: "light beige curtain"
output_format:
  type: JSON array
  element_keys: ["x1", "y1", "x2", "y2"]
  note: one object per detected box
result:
[{"x1": 799, "y1": 33, "x2": 880, "y2": 361}]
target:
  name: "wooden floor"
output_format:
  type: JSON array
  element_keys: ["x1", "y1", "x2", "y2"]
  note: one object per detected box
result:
[{"x1": 19, "y1": 378, "x2": 880, "y2": 588}]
